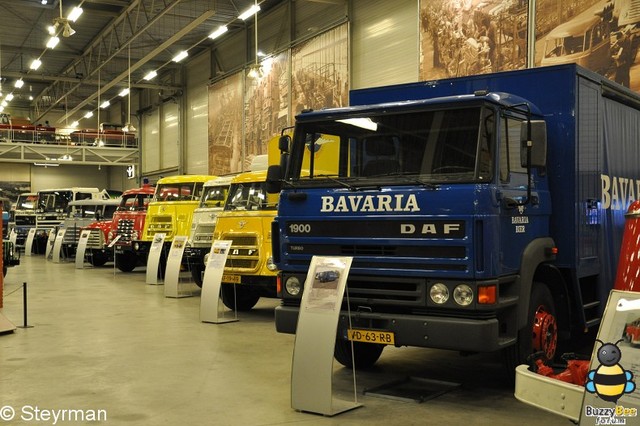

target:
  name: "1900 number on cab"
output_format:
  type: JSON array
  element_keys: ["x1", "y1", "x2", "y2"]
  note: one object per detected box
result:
[{"x1": 288, "y1": 223, "x2": 311, "y2": 234}]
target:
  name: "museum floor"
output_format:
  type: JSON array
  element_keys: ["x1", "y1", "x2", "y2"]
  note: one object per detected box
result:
[{"x1": 0, "y1": 255, "x2": 570, "y2": 425}]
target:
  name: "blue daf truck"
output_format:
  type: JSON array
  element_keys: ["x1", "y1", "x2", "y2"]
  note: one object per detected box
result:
[{"x1": 266, "y1": 64, "x2": 640, "y2": 370}]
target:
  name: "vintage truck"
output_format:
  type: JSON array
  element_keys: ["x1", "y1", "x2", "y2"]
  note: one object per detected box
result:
[
  {"x1": 267, "y1": 63, "x2": 640, "y2": 370},
  {"x1": 122, "y1": 175, "x2": 215, "y2": 274},
  {"x1": 8, "y1": 192, "x2": 38, "y2": 251}
]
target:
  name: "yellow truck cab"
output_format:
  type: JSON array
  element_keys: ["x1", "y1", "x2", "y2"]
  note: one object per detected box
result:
[
  {"x1": 214, "y1": 170, "x2": 279, "y2": 311},
  {"x1": 128, "y1": 175, "x2": 216, "y2": 273}
]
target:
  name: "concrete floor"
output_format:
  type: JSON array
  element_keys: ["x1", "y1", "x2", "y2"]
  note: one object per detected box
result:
[{"x1": 1, "y1": 256, "x2": 572, "y2": 425}]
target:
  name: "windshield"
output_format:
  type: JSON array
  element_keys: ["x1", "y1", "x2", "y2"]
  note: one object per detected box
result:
[
  {"x1": 153, "y1": 182, "x2": 204, "y2": 202},
  {"x1": 225, "y1": 182, "x2": 275, "y2": 211},
  {"x1": 38, "y1": 191, "x2": 73, "y2": 212},
  {"x1": 287, "y1": 106, "x2": 495, "y2": 184},
  {"x1": 118, "y1": 193, "x2": 152, "y2": 211},
  {"x1": 199, "y1": 185, "x2": 229, "y2": 208},
  {"x1": 16, "y1": 195, "x2": 38, "y2": 211}
]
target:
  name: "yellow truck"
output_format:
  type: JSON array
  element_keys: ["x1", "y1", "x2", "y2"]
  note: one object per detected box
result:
[
  {"x1": 214, "y1": 170, "x2": 279, "y2": 311},
  {"x1": 122, "y1": 175, "x2": 216, "y2": 273}
]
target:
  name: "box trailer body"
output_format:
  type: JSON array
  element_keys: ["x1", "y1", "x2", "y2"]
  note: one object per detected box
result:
[{"x1": 269, "y1": 64, "x2": 640, "y2": 368}]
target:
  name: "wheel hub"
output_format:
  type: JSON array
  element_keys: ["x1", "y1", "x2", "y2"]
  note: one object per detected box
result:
[{"x1": 532, "y1": 305, "x2": 557, "y2": 360}]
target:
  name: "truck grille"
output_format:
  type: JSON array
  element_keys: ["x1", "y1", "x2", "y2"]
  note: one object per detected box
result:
[
  {"x1": 15, "y1": 215, "x2": 36, "y2": 226},
  {"x1": 86, "y1": 229, "x2": 104, "y2": 249},
  {"x1": 147, "y1": 215, "x2": 173, "y2": 237},
  {"x1": 221, "y1": 233, "x2": 259, "y2": 272},
  {"x1": 116, "y1": 219, "x2": 135, "y2": 242},
  {"x1": 62, "y1": 226, "x2": 82, "y2": 244},
  {"x1": 193, "y1": 223, "x2": 216, "y2": 246}
]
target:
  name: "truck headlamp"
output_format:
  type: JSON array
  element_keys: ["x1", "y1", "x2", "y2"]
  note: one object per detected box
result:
[
  {"x1": 133, "y1": 242, "x2": 140, "y2": 251},
  {"x1": 132, "y1": 231, "x2": 139, "y2": 240},
  {"x1": 430, "y1": 283, "x2": 449, "y2": 304},
  {"x1": 285, "y1": 276, "x2": 301, "y2": 296},
  {"x1": 266, "y1": 256, "x2": 277, "y2": 271},
  {"x1": 453, "y1": 284, "x2": 473, "y2": 306}
]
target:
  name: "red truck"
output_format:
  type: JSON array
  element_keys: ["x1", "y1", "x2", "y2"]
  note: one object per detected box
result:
[{"x1": 81, "y1": 185, "x2": 154, "y2": 268}]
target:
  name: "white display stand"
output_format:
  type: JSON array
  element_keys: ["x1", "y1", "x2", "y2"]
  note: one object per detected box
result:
[
  {"x1": 24, "y1": 228, "x2": 37, "y2": 256},
  {"x1": 200, "y1": 240, "x2": 237, "y2": 324},
  {"x1": 75, "y1": 230, "x2": 92, "y2": 269},
  {"x1": 291, "y1": 256, "x2": 360, "y2": 416},
  {"x1": 145, "y1": 233, "x2": 166, "y2": 285},
  {"x1": 51, "y1": 229, "x2": 66, "y2": 263},
  {"x1": 44, "y1": 229, "x2": 56, "y2": 259},
  {"x1": 108, "y1": 235, "x2": 121, "y2": 276},
  {"x1": 164, "y1": 236, "x2": 191, "y2": 298},
  {"x1": 8, "y1": 228, "x2": 17, "y2": 246}
]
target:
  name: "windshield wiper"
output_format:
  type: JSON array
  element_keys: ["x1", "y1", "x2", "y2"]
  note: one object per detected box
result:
[{"x1": 313, "y1": 174, "x2": 358, "y2": 190}]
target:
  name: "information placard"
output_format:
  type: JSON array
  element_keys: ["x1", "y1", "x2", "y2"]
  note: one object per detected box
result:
[
  {"x1": 24, "y1": 228, "x2": 37, "y2": 257},
  {"x1": 200, "y1": 240, "x2": 237, "y2": 324},
  {"x1": 164, "y1": 236, "x2": 190, "y2": 298},
  {"x1": 75, "y1": 230, "x2": 92, "y2": 269},
  {"x1": 291, "y1": 256, "x2": 360, "y2": 416},
  {"x1": 44, "y1": 229, "x2": 56, "y2": 259},
  {"x1": 145, "y1": 233, "x2": 166, "y2": 285},
  {"x1": 51, "y1": 229, "x2": 66, "y2": 263}
]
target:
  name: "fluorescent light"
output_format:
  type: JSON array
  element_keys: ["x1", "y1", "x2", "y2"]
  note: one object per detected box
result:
[
  {"x1": 68, "y1": 6, "x2": 83, "y2": 22},
  {"x1": 14, "y1": 79, "x2": 24, "y2": 89},
  {"x1": 47, "y1": 25, "x2": 56, "y2": 35},
  {"x1": 34, "y1": 163, "x2": 59, "y2": 167},
  {"x1": 41, "y1": 0, "x2": 48, "y2": 5},
  {"x1": 118, "y1": 88, "x2": 130, "y2": 97},
  {"x1": 1, "y1": 101, "x2": 7, "y2": 107},
  {"x1": 30, "y1": 59, "x2": 42, "y2": 70},
  {"x1": 238, "y1": 4, "x2": 260, "y2": 20},
  {"x1": 336, "y1": 118, "x2": 378, "y2": 131},
  {"x1": 84, "y1": 111, "x2": 93, "y2": 119},
  {"x1": 0, "y1": 106, "x2": 4, "y2": 113},
  {"x1": 100, "y1": 100, "x2": 110, "y2": 109},
  {"x1": 46, "y1": 36, "x2": 60, "y2": 49},
  {"x1": 5, "y1": 94, "x2": 14, "y2": 101},
  {"x1": 143, "y1": 70, "x2": 157, "y2": 81},
  {"x1": 172, "y1": 50, "x2": 188, "y2": 62},
  {"x1": 70, "y1": 121, "x2": 79, "y2": 128},
  {"x1": 208, "y1": 25, "x2": 228, "y2": 40}
]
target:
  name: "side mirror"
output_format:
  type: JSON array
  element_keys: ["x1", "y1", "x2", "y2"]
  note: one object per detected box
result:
[
  {"x1": 266, "y1": 165, "x2": 283, "y2": 194},
  {"x1": 279, "y1": 135, "x2": 291, "y2": 153},
  {"x1": 520, "y1": 120, "x2": 547, "y2": 168}
]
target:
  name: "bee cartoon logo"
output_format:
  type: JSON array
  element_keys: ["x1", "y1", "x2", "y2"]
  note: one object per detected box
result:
[{"x1": 586, "y1": 339, "x2": 636, "y2": 403}]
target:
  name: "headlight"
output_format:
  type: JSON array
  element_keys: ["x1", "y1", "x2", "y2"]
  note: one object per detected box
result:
[
  {"x1": 285, "y1": 276, "x2": 301, "y2": 296},
  {"x1": 453, "y1": 284, "x2": 473, "y2": 306},
  {"x1": 266, "y1": 256, "x2": 277, "y2": 271},
  {"x1": 108, "y1": 231, "x2": 114, "y2": 240},
  {"x1": 132, "y1": 230, "x2": 139, "y2": 240},
  {"x1": 133, "y1": 242, "x2": 140, "y2": 251},
  {"x1": 430, "y1": 283, "x2": 449, "y2": 304}
]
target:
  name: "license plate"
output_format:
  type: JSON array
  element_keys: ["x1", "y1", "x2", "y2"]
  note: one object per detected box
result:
[
  {"x1": 348, "y1": 328, "x2": 395, "y2": 345},
  {"x1": 222, "y1": 274, "x2": 241, "y2": 284}
]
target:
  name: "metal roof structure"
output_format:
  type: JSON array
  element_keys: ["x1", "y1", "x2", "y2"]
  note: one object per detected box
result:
[{"x1": 0, "y1": 0, "x2": 278, "y2": 123}]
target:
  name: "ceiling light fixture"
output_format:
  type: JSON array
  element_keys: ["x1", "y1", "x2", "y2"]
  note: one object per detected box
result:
[
  {"x1": 172, "y1": 50, "x2": 188, "y2": 63},
  {"x1": 238, "y1": 4, "x2": 260, "y2": 20},
  {"x1": 143, "y1": 70, "x2": 157, "y2": 81},
  {"x1": 46, "y1": 36, "x2": 60, "y2": 49},
  {"x1": 67, "y1": 7, "x2": 83, "y2": 22},
  {"x1": 100, "y1": 100, "x2": 110, "y2": 109},
  {"x1": 70, "y1": 121, "x2": 79, "y2": 128},
  {"x1": 30, "y1": 59, "x2": 42, "y2": 70},
  {"x1": 5, "y1": 94, "x2": 14, "y2": 101},
  {"x1": 14, "y1": 79, "x2": 24, "y2": 89},
  {"x1": 84, "y1": 111, "x2": 93, "y2": 119},
  {"x1": 118, "y1": 88, "x2": 129, "y2": 97},
  {"x1": 208, "y1": 25, "x2": 228, "y2": 40}
]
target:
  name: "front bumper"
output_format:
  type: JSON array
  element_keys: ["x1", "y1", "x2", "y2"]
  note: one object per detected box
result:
[{"x1": 275, "y1": 305, "x2": 514, "y2": 352}]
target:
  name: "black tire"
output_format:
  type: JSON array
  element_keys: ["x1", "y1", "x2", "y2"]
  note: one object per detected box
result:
[
  {"x1": 334, "y1": 339, "x2": 384, "y2": 369},
  {"x1": 504, "y1": 282, "x2": 557, "y2": 371},
  {"x1": 220, "y1": 285, "x2": 260, "y2": 311},
  {"x1": 115, "y1": 252, "x2": 137, "y2": 272},
  {"x1": 88, "y1": 251, "x2": 108, "y2": 267},
  {"x1": 190, "y1": 264, "x2": 204, "y2": 288}
]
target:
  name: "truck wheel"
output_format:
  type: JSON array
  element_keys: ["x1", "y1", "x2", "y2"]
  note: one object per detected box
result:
[
  {"x1": 190, "y1": 264, "x2": 204, "y2": 288},
  {"x1": 504, "y1": 282, "x2": 558, "y2": 370},
  {"x1": 220, "y1": 285, "x2": 260, "y2": 311},
  {"x1": 115, "y1": 252, "x2": 137, "y2": 272},
  {"x1": 334, "y1": 339, "x2": 384, "y2": 369},
  {"x1": 88, "y1": 251, "x2": 108, "y2": 267}
]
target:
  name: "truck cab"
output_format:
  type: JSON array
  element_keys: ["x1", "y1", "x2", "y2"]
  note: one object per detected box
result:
[
  {"x1": 125, "y1": 175, "x2": 215, "y2": 274},
  {"x1": 213, "y1": 170, "x2": 279, "y2": 311},
  {"x1": 9, "y1": 192, "x2": 38, "y2": 251},
  {"x1": 60, "y1": 198, "x2": 121, "y2": 259},
  {"x1": 183, "y1": 175, "x2": 234, "y2": 286}
]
